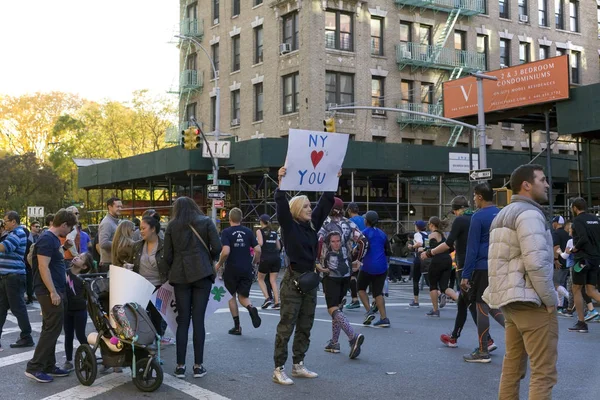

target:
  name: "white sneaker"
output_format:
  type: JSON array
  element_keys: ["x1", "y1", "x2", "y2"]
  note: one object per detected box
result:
[
  {"x1": 273, "y1": 366, "x2": 294, "y2": 385},
  {"x1": 291, "y1": 361, "x2": 318, "y2": 378}
]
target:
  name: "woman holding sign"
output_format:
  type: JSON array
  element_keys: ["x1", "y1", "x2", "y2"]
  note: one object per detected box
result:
[{"x1": 272, "y1": 166, "x2": 336, "y2": 386}]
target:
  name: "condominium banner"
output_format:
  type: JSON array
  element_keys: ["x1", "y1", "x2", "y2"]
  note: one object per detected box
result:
[{"x1": 443, "y1": 55, "x2": 570, "y2": 119}]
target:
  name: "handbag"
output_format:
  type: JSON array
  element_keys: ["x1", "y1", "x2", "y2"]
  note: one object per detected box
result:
[
  {"x1": 293, "y1": 271, "x2": 321, "y2": 294},
  {"x1": 189, "y1": 224, "x2": 217, "y2": 274}
]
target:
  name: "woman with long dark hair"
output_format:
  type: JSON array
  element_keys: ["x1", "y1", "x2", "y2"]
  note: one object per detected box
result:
[
  {"x1": 163, "y1": 197, "x2": 222, "y2": 379},
  {"x1": 272, "y1": 166, "x2": 335, "y2": 386}
]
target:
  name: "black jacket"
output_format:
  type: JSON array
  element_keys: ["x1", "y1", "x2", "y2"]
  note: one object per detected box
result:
[
  {"x1": 572, "y1": 213, "x2": 600, "y2": 261},
  {"x1": 275, "y1": 189, "x2": 334, "y2": 273},
  {"x1": 163, "y1": 215, "x2": 222, "y2": 284},
  {"x1": 132, "y1": 238, "x2": 167, "y2": 284},
  {"x1": 66, "y1": 270, "x2": 87, "y2": 311}
]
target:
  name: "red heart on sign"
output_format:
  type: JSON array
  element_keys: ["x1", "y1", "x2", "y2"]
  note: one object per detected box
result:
[{"x1": 311, "y1": 150, "x2": 324, "y2": 169}]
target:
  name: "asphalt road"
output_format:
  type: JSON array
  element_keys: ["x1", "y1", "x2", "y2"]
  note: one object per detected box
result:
[{"x1": 1, "y1": 278, "x2": 599, "y2": 400}]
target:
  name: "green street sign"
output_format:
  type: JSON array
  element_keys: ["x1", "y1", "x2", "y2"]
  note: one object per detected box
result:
[{"x1": 206, "y1": 175, "x2": 230, "y2": 186}]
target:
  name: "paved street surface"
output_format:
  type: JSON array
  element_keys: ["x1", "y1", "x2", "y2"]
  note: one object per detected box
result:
[{"x1": 1, "y1": 278, "x2": 599, "y2": 400}]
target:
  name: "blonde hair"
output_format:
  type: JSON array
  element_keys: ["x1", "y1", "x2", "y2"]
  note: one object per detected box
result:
[
  {"x1": 111, "y1": 220, "x2": 135, "y2": 266},
  {"x1": 289, "y1": 195, "x2": 310, "y2": 221}
]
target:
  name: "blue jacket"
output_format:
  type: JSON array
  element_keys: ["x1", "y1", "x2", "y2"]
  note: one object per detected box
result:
[
  {"x1": 462, "y1": 206, "x2": 500, "y2": 280},
  {"x1": 0, "y1": 226, "x2": 27, "y2": 275}
]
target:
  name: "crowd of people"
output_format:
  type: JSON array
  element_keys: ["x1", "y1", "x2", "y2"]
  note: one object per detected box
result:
[{"x1": 0, "y1": 162, "x2": 598, "y2": 398}]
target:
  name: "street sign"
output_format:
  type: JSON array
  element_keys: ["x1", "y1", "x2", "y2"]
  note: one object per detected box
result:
[
  {"x1": 202, "y1": 140, "x2": 231, "y2": 159},
  {"x1": 213, "y1": 199, "x2": 224, "y2": 209},
  {"x1": 206, "y1": 176, "x2": 231, "y2": 186},
  {"x1": 207, "y1": 185, "x2": 219, "y2": 192},
  {"x1": 449, "y1": 153, "x2": 479, "y2": 173},
  {"x1": 469, "y1": 168, "x2": 493, "y2": 182},
  {"x1": 208, "y1": 191, "x2": 226, "y2": 199},
  {"x1": 27, "y1": 206, "x2": 44, "y2": 219}
]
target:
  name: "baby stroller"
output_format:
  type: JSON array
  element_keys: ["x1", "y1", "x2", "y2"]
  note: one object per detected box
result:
[{"x1": 74, "y1": 273, "x2": 163, "y2": 392}]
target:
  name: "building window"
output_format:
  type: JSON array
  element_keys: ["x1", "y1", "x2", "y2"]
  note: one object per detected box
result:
[
  {"x1": 186, "y1": 52, "x2": 197, "y2": 71},
  {"x1": 502, "y1": 122, "x2": 513, "y2": 129},
  {"x1": 477, "y1": 35, "x2": 489, "y2": 70},
  {"x1": 282, "y1": 72, "x2": 300, "y2": 114},
  {"x1": 556, "y1": 48, "x2": 564, "y2": 56},
  {"x1": 518, "y1": 0, "x2": 528, "y2": 17},
  {"x1": 231, "y1": 90, "x2": 240, "y2": 125},
  {"x1": 371, "y1": 77, "x2": 384, "y2": 114},
  {"x1": 539, "y1": 45, "x2": 549, "y2": 60},
  {"x1": 187, "y1": 2, "x2": 197, "y2": 20},
  {"x1": 555, "y1": 0, "x2": 564, "y2": 29},
  {"x1": 325, "y1": 10, "x2": 353, "y2": 51},
  {"x1": 232, "y1": 0, "x2": 240, "y2": 17},
  {"x1": 254, "y1": 83, "x2": 263, "y2": 121},
  {"x1": 500, "y1": 39, "x2": 510, "y2": 67},
  {"x1": 454, "y1": 31, "x2": 466, "y2": 51},
  {"x1": 185, "y1": 103, "x2": 196, "y2": 124},
  {"x1": 569, "y1": 1, "x2": 578, "y2": 32},
  {"x1": 499, "y1": 0, "x2": 509, "y2": 18},
  {"x1": 370, "y1": 17, "x2": 383, "y2": 56},
  {"x1": 326, "y1": 71, "x2": 354, "y2": 110},
  {"x1": 211, "y1": 97, "x2": 216, "y2": 131},
  {"x1": 212, "y1": 0, "x2": 219, "y2": 24},
  {"x1": 519, "y1": 42, "x2": 530, "y2": 64},
  {"x1": 571, "y1": 51, "x2": 580, "y2": 84},
  {"x1": 254, "y1": 26, "x2": 263, "y2": 64},
  {"x1": 211, "y1": 43, "x2": 219, "y2": 78},
  {"x1": 421, "y1": 83, "x2": 434, "y2": 104},
  {"x1": 400, "y1": 21, "x2": 412, "y2": 43},
  {"x1": 419, "y1": 25, "x2": 432, "y2": 46},
  {"x1": 373, "y1": 137, "x2": 386, "y2": 143},
  {"x1": 232, "y1": 35, "x2": 240, "y2": 71},
  {"x1": 254, "y1": 0, "x2": 263, "y2": 5},
  {"x1": 422, "y1": 139, "x2": 435, "y2": 146},
  {"x1": 538, "y1": 0, "x2": 547, "y2": 26},
  {"x1": 282, "y1": 12, "x2": 299, "y2": 51},
  {"x1": 401, "y1": 80, "x2": 414, "y2": 105}
]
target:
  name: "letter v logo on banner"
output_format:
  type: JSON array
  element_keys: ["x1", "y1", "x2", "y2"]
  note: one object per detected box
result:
[{"x1": 460, "y1": 84, "x2": 473, "y2": 102}]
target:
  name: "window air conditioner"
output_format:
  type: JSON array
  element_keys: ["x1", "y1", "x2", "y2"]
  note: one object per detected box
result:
[
  {"x1": 519, "y1": 15, "x2": 528, "y2": 23},
  {"x1": 500, "y1": 64, "x2": 507, "y2": 68},
  {"x1": 231, "y1": 118, "x2": 240, "y2": 126},
  {"x1": 213, "y1": 18, "x2": 219, "y2": 25},
  {"x1": 373, "y1": 109, "x2": 386, "y2": 115},
  {"x1": 279, "y1": 43, "x2": 291, "y2": 55}
]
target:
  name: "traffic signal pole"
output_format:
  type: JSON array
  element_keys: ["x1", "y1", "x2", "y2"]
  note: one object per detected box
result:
[{"x1": 177, "y1": 34, "x2": 220, "y2": 225}]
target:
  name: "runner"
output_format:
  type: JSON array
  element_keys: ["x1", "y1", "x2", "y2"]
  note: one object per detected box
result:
[
  {"x1": 256, "y1": 214, "x2": 281, "y2": 310},
  {"x1": 318, "y1": 197, "x2": 366, "y2": 357},
  {"x1": 460, "y1": 183, "x2": 505, "y2": 363},
  {"x1": 215, "y1": 208, "x2": 262, "y2": 335},
  {"x1": 359, "y1": 211, "x2": 391, "y2": 328},
  {"x1": 407, "y1": 221, "x2": 428, "y2": 308}
]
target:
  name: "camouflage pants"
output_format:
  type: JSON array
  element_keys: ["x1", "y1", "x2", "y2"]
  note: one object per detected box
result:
[{"x1": 273, "y1": 269, "x2": 317, "y2": 367}]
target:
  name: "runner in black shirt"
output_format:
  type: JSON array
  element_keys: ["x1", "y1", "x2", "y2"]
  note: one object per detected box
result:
[
  {"x1": 551, "y1": 216, "x2": 571, "y2": 310},
  {"x1": 216, "y1": 208, "x2": 262, "y2": 335},
  {"x1": 256, "y1": 214, "x2": 282, "y2": 310}
]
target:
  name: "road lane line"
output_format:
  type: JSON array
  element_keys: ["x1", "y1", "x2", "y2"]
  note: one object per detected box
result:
[
  {"x1": 40, "y1": 372, "x2": 132, "y2": 400},
  {"x1": 163, "y1": 373, "x2": 231, "y2": 399}
]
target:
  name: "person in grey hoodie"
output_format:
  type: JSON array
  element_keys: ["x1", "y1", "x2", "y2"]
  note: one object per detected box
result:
[
  {"x1": 97, "y1": 197, "x2": 122, "y2": 273},
  {"x1": 483, "y1": 164, "x2": 557, "y2": 400}
]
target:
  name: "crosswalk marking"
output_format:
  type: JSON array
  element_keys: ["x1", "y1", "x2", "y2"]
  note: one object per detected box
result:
[{"x1": 41, "y1": 372, "x2": 131, "y2": 400}]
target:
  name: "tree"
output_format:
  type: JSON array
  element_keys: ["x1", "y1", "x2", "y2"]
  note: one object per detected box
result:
[
  {"x1": 0, "y1": 92, "x2": 83, "y2": 161},
  {"x1": 0, "y1": 153, "x2": 67, "y2": 217}
]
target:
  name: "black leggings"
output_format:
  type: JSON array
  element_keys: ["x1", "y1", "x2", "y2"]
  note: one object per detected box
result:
[
  {"x1": 64, "y1": 309, "x2": 88, "y2": 361},
  {"x1": 412, "y1": 257, "x2": 421, "y2": 297}
]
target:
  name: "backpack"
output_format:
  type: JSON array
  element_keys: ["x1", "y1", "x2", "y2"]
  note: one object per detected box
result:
[{"x1": 111, "y1": 302, "x2": 158, "y2": 345}]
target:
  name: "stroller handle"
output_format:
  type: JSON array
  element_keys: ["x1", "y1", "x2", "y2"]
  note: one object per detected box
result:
[{"x1": 79, "y1": 273, "x2": 108, "y2": 280}]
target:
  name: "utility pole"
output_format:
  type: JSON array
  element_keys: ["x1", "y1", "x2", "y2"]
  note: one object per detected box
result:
[
  {"x1": 176, "y1": 34, "x2": 220, "y2": 225},
  {"x1": 472, "y1": 71, "x2": 498, "y2": 169}
]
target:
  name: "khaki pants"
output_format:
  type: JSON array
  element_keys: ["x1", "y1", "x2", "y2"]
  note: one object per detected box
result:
[{"x1": 499, "y1": 302, "x2": 558, "y2": 400}]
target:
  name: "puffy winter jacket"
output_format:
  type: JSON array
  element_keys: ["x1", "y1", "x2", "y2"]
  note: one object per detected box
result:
[{"x1": 482, "y1": 195, "x2": 556, "y2": 309}]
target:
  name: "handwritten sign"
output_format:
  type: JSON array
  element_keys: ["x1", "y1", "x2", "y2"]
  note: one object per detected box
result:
[{"x1": 280, "y1": 129, "x2": 349, "y2": 192}]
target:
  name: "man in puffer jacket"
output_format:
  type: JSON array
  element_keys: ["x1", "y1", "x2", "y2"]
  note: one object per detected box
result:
[{"x1": 483, "y1": 164, "x2": 557, "y2": 400}]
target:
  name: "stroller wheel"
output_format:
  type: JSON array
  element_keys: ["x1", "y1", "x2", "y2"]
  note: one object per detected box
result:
[
  {"x1": 75, "y1": 344, "x2": 97, "y2": 386},
  {"x1": 132, "y1": 357, "x2": 163, "y2": 392}
]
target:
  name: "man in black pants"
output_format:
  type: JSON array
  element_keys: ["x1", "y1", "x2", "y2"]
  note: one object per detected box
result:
[
  {"x1": 434, "y1": 196, "x2": 494, "y2": 350},
  {"x1": 26, "y1": 210, "x2": 77, "y2": 383}
]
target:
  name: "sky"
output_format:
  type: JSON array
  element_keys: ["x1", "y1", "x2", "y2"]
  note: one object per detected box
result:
[{"x1": 0, "y1": 1, "x2": 180, "y2": 102}]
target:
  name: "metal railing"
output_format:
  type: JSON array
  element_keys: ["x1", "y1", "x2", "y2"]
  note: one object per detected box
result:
[
  {"x1": 394, "y1": 0, "x2": 486, "y2": 15},
  {"x1": 396, "y1": 103, "x2": 455, "y2": 126},
  {"x1": 180, "y1": 18, "x2": 204, "y2": 38},
  {"x1": 396, "y1": 42, "x2": 486, "y2": 71},
  {"x1": 179, "y1": 70, "x2": 203, "y2": 92}
]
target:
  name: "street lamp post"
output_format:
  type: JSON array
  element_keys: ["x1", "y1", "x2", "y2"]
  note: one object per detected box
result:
[
  {"x1": 176, "y1": 34, "x2": 220, "y2": 225},
  {"x1": 472, "y1": 71, "x2": 498, "y2": 169}
]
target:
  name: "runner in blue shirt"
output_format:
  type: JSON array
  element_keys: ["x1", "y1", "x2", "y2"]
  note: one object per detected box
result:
[
  {"x1": 347, "y1": 203, "x2": 365, "y2": 231},
  {"x1": 216, "y1": 208, "x2": 262, "y2": 335},
  {"x1": 359, "y1": 211, "x2": 392, "y2": 327}
]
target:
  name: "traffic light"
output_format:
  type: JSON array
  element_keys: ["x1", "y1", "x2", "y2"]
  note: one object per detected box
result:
[
  {"x1": 323, "y1": 117, "x2": 336, "y2": 132},
  {"x1": 220, "y1": 209, "x2": 227, "y2": 219},
  {"x1": 494, "y1": 188, "x2": 513, "y2": 208},
  {"x1": 182, "y1": 127, "x2": 201, "y2": 150}
]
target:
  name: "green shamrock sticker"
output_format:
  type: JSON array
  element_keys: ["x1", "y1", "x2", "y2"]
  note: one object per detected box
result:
[{"x1": 211, "y1": 286, "x2": 227, "y2": 302}]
